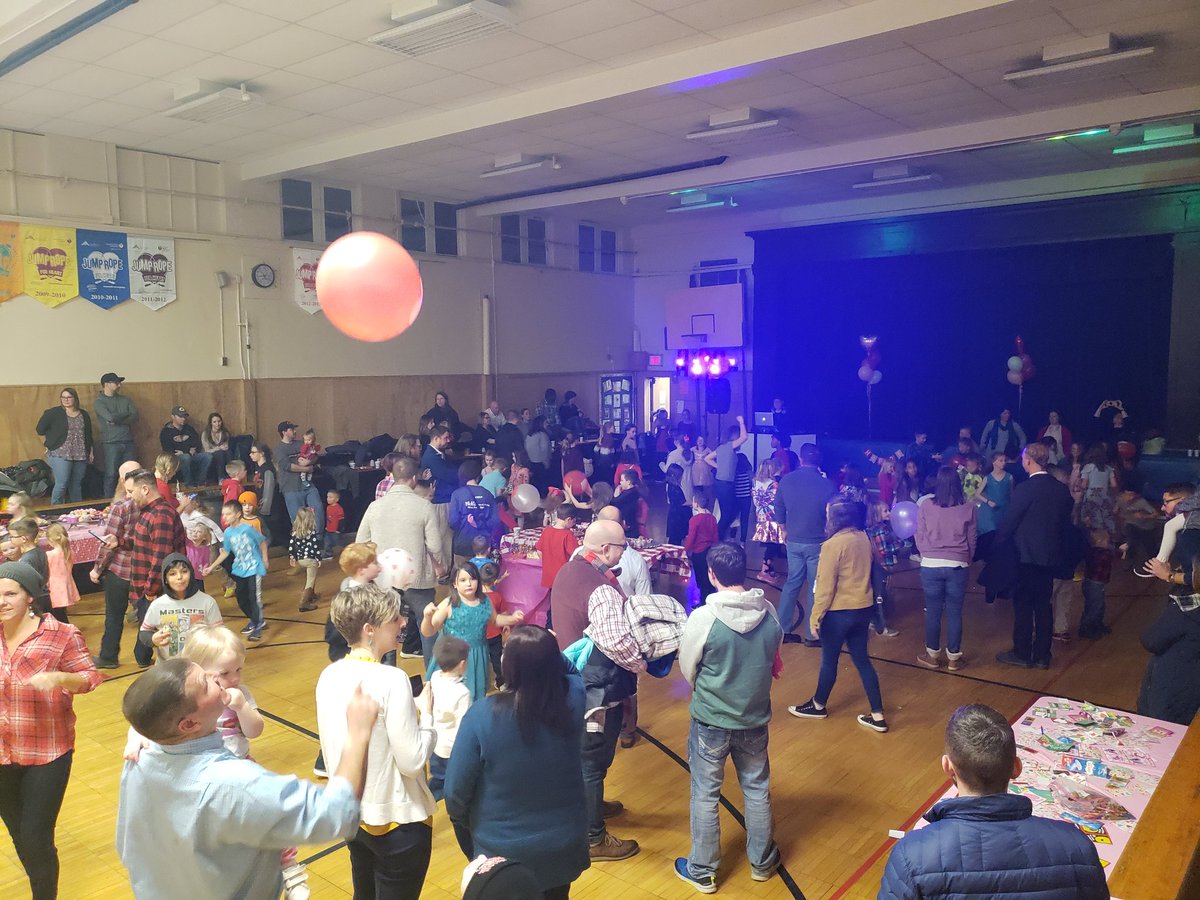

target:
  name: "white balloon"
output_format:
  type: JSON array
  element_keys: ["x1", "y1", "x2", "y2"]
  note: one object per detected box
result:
[
  {"x1": 376, "y1": 547, "x2": 417, "y2": 592},
  {"x1": 869, "y1": 370, "x2": 882, "y2": 385},
  {"x1": 511, "y1": 483, "x2": 541, "y2": 514}
]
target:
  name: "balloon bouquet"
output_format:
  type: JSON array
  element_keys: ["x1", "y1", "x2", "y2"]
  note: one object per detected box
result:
[
  {"x1": 857, "y1": 335, "x2": 883, "y2": 437},
  {"x1": 1004, "y1": 336, "x2": 1035, "y2": 412}
]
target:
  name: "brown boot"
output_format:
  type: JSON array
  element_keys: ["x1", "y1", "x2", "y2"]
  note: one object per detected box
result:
[{"x1": 298, "y1": 588, "x2": 318, "y2": 612}]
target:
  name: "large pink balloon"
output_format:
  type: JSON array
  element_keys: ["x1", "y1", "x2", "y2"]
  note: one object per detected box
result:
[
  {"x1": 316, "y1": 231, "x2": 423, "y2": 342},
  {"x1": 890, "y1": 501, "x2": 918, "y2": 540},
  {"x1": 1006, "y1": 370, "x2": 1024, "y2": 386}
]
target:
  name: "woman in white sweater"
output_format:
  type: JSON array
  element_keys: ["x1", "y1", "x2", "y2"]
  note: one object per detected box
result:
[{"x1": 316, "y1": 583, "x2": 437, "y2": 900}]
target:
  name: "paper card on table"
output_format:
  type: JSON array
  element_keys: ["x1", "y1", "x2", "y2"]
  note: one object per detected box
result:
[
  {"x1": 1099, "y1": 745, "x2": 1155, "y2": 767},
  {"x1": 1051, "y1": 778, "x2": 1134, "y2": 821},
  {"x1": 1038, "y1": 734, "x2": 1077, "y2": 753},
  {"x1": 1146, "y1": 726, "x2": 1173, "y2": 738},
  {"x1": 1059, "y1": 755, "x2": 1110, "y2": 778}
]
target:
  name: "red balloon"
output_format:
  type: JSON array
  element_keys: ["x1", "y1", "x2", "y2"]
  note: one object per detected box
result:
[{"x1": 316, "y1": 232, "x2": 423, "y2": 342}]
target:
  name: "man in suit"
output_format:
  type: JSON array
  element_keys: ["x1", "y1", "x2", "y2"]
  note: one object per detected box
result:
[{"x1": 994, "y1": 442, "x2": 1075, "y2": 669}]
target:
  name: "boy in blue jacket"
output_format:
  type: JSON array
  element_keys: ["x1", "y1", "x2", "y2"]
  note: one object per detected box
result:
[
  {"x1": 675, "y1": 541, "x2": 782, "y2": 893},
  {"x1": 879, "y1": 704, "x2": 1108, "y2": 899}
]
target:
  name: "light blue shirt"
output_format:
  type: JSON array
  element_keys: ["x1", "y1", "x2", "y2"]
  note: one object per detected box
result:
[
  {"x1": 223, "y1": 522, "x2": 266, "y2": 578},
  {"x1": 116, "y1": 732, "x2": 359, "y2": 900},
  {"x1": 479, "y1": 469, "x2": 507, "y2": 497}
]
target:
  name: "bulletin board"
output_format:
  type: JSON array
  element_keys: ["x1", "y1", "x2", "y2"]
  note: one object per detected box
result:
[{"x1": 599, "y1": 373, "x2": 635, "y2": 429}]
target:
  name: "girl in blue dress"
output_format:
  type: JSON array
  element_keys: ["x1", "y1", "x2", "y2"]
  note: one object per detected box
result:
[
  {"x1": 423, "y1": 562, "x2": 524, "y2": 702},
  {"x1": 976, "y1": 451, "x2": 1015, "y2": 601}
]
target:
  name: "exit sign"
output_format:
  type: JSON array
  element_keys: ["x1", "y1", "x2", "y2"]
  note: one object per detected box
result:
[{"x1": 648, "y1": 354, "x2": 663, "y2": 366}]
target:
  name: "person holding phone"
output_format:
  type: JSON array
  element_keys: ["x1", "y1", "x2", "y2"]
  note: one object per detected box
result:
[{"x1": 316, "y1": 583, "x2": 438, "y2": 899}]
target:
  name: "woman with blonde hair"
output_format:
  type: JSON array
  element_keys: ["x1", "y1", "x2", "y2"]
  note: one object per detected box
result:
[
  {"x1": 44, "y1": 523, "x2": 80, "y2": 624},
  {"x1": 154, "y1": 453, "x2": 180, "y2": 504}
]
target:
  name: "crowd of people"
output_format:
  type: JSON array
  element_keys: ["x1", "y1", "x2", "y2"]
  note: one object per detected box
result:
[{"x1": 2, "y1": 382, "x2": 1197, "y2": 899}]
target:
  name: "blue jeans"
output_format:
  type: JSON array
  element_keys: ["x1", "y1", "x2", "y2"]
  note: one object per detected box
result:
[
  {"x1": 46, "y1": 456, "x2": 86, "y2": 503},
  {"x1": 102, "y1": 441, "x2": 136, "y2": 496},
  {"x1": 176, "y1": 452, "x2": 212, "y2": 486},
  {"x1": 714, "y1": 479, "x2": 737, "y2": 540},
  {"x1": 1081, "y1": 580, "x2": 1107, "y2": 633},
  {"x1": 920, "y1": 565, "x2": 969, "y2": 653},
  {"x1": 284, "y1": 485, "x2": 325, "y2": 535},
  {"x1": 582, "y1": 704, "x2": 623, "y2": 843},
  {"x1": 687, "y1": 720, "x2": 779, "y2": 880},
  {"x1": 814, "y1": 607, "x2": 883, "y2": 713},
  {"x1": 779, "y1": 541, "x2": 822, "y2": 638}
]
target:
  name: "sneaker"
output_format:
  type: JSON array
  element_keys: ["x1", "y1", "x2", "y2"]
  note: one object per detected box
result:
[
  {"x1": 240, "y1": 623, "x2": 254, "y2": 635},
  {"x1": 398, "y1": 651, "x2": 423, "y2": 659},
  {"x1": 996, "y1": 650, "x2": 1032, "y2": 669},
  {"x1": 1052, "y1": 631, "x2": 1072, "y2": 644},
  {"x1": 601, "y1": 799, "x2": 624, "y2": 819},
  {"x1": 916, "y1": 649, "x2": 943, "y2": 669},
  {"x1": 125, "y1": 608, "x2": 138, "y2": 624},
  {"x1": 858, "y1": 714, "x2": 889, "y2": 733},
  {"x1": 589, "y1": 832, "x2": 639, "y2": 862},
  {"x1": 801, "y1": 637, "x2": 822, "y2": 648},
  {"x1": 92, "y1": 656, "x2": 119, "y2": 669},
  {"x1": 313, "y1": 765, "x2": 328, "y2": 778},
  {"x1": 781, "y1": 633, "x2": 805, "y2": 645},
  {"x1": 282, "y1": 864, "x2": 309, "y2": 900},
  {"x1": 224, "y1": 585, "x2": 236, "y2": 599},
  {"x1": 787, "y1": 699, "x2": 827, "y2": 719},
  {"x1": 879, "y1": 627, "x2": 900, "y2": 637},
  {"x1": 946, "y1": 652, "x2": 965, "y2": 672},
  {"x1": 751, "y1": 863, "x2": 779, "y2": 883},
  {"x1": 247, "y1": 627, "x2": 263, "y2": 643},
  {"x1": 673, "y1": 858, "x2": 716, "y2": 894},
  {"x1": 619, "y1": 732, "x2": 637, "y2": 749}
]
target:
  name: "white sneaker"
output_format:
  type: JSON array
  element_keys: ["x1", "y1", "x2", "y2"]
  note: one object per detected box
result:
[{"x1": 282, "y1": 863, "x2": 310, "y2": 900}]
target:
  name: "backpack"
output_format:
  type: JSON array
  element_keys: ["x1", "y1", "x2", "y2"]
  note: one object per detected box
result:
[{"x1": 1, "y1": 459, "x2": 52, "y2": 499}]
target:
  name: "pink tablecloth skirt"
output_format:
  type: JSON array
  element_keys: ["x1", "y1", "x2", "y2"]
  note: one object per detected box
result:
[{"x1": 498, "y1": 555, "x2": 550, "y2": 627}]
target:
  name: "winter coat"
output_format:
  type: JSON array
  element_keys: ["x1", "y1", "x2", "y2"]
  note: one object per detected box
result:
[{"x1": 1137, "y1": 596, "x2": 1200, "y2": 726}]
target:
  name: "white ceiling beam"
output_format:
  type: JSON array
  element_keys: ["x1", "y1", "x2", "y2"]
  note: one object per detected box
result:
[
  {"x1": 466, "y1": 87, "x2": 1200, "y2": 216},
  {"x1": 238, "y1": 0, "x2": 1020, "y2": 181}
]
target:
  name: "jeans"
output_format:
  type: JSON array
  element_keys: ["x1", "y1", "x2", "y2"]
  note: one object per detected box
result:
[
  {"x1": 686, "y1": 721, "x2": 779, "y2": 880},
  {"x1": 920, "y1": 565, "x2": 969, "y2": 653},
  {"x1": 779, "y1": 541, "x2": 822, "y2": 638},
  {"x1": 870, "y1": 563, "x2": 892, "y2": 631},
  {"x1": 46, "y1": 456, "x2": 86, "y2": 503},
  {"x1": 714, "y1": 479, "x2": 737, "y2": 540},
  {"x1": 814, "y1": 607, "x2": 883, "y2": 712},
  {"x1": 487, "y1": 635, "x2": 503, "y2": 685},
  {"x1": 399, "y1": 588, "x2": 436, "y2": 666},
  {"x1": 347, "y1": 820, "x2": 432, "y2": 900},
  {"x1": 428, "y1": 753, "x2": 448, "y2": 801},
  {"x1": 737, "y1": 495, "x2": 752, "y2": 542},
  {"x1": 0, "y1": 750, "x2": 72, "y2": 900},
  {"x1": 96, "y1": 572, "x2": 130, "y2": 664},
  {"x1": 283, "y1": 485, "x2": 325, "y2": 536},
  {"x1": 689, "y1": 551, "x2": 713, "y2": 604},
  {"x1": 176, "y1": 452, "x2": 213, "y2": 486},
  {"x1": 1012, "y1": 563, "x2": 1054, "y2": 664},
  {"x1": 133, "y1": 597, "x2": 154, "y2": 668},
  {"x1": 233, "y1": 574, "x2": 264, "y2": 629},
  {"x1": 582, "y1": 704, "x2": 624, "y2": 843},
  {"x1": 102, "y1": 440, "x2": 136, "y2": 496},
  {"x1": 207, "y1": 449, "x2": 230, "y2": 483},
  {"x1": 1081, "y1": 580, "x2": 1107, "y2": 634}
]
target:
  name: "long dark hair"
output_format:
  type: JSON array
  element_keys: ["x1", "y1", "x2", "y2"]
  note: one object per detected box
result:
[
  {"x1": 494, "y1": 625, "x2": 572, "y2": 742},
  {"x1": 449, "y1": 561, "x2": 479, "y2": 609},
  {"x1": 933, "y1": 465, "x2": 965, "y2": 508}
]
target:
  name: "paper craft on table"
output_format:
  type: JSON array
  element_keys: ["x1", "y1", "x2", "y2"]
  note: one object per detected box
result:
[{"x1": 1050, "y1": 778, "x2": 1134, "y2": 822}]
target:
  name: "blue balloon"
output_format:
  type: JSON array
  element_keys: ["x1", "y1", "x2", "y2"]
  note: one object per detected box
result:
[{"x1": 890, "y1": 501, "x2": 919, "y2": 540}]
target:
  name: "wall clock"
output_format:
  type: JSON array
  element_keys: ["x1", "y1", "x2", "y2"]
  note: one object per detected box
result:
[{"x1": 251, "y1": 263, "x2": 275, "y2": 288}]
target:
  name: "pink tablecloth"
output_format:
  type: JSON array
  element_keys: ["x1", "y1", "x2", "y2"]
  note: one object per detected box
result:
[
  {"x1": 497, "y1": 555, "x2": 550, "y2": 627},
  {"x1": 912, "y1": 695, "x2": 1186, "y2": 878},
  {"x1": 500, "y1": 528, "x2": 691, "y2": 579}
]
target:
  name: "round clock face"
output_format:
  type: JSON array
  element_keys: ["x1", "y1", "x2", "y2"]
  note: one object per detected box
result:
[{"x1": 252, "y1": 263, "x2": 275, "y2": 288}]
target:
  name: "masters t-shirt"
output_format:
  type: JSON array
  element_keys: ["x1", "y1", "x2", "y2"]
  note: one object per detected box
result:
[{"x1": 141, "y1": 593, "x2": 223, "y2": 658}]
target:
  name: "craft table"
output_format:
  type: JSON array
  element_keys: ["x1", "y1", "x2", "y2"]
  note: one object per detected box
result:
[{"x1": 911, "y1": 695, "x2": 1187, "y2": 879}]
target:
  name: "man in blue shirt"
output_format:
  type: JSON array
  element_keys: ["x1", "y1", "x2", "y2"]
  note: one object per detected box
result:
[
  {"x1": 117, "y1": 658, "x2": 376, "y2": 900},
  {"x1": 421, "y1": 425, "x2": 460, "y2": 579}
]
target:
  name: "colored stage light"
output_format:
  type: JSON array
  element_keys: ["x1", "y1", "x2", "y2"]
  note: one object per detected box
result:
[
  {"x1": 690, "y1": 358, "x2": 703, "y2": 375},
  {"x1": 709, "y1": 360, "x2": 721, "y2": 376}
]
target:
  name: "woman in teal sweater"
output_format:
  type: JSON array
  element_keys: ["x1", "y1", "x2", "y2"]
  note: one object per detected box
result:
[{"x1": 444, "y1": 625, "x2": 588, "y2": 897}]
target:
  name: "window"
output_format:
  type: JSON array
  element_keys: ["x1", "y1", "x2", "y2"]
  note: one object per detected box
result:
[
  {"x1": 281, "y1": 178, "x2": 355, "y2": 244},
  {"x1": 397, "y1": 196, "x2": 458, "y2": 256},
  {"x1": 500, "y1": 214, "x2": 547, "y2": 265},
  {"x1": 433, "y1": 201, "x2": 458, "y2": 256},
  {"x1": 692, "y1": 258, "x2": 741, "y2": 287},
  {"x1": 578, "y1": 223, "x2": 617, "y2": 273},
  {"x1": 281, "y1": 178, "x2": 313, "y2": 242},
  {"x1": 399, "y1": 197, "x2": 427, "y2": 253}
]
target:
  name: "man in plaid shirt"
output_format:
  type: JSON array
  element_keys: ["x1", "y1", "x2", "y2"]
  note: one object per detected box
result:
[
  {"x1": 124, "y1": 469, "x2": 186, "y2": 665},
  {"x1": 91, "y1": 459, "x2": 142, "y2": 668}
]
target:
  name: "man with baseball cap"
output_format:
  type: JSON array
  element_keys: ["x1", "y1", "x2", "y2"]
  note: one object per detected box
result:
[
  {"x1": 276, "y1": 420, "x2": 324, "y2": 535},
  {"x1": 159, "y1": 405, "x2": 211, "y2": 487},
  {"x1": 96, "y1": 373, "x2": 139, "y2": 496}
]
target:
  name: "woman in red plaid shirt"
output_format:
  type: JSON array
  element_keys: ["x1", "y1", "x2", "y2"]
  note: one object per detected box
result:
[{"x1": 0, "y1": 560, "x2": 103, "y2": 899}]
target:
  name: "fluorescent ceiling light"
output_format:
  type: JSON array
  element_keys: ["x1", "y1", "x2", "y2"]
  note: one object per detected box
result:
[
  {"x1": 163, "y1": 80, "x2": 264, "y2": 123},
  {"x1": 666, "y1": 193, "x2": 737, "y2": 212},
  {"x1": 1004, "y1": 45, "x2": 1155, "y2": 83},
  {"x1": 1112, "y1": 123, "x2": 1200, "y2": 155},
  {"x1": 369, "y1": 0, "x2": 514, "y2": 56},
  {"x1": 852, "y1": 164, "x2": 941, "y2": 190},
  {"x1": 687, "y1": 107, "x2": 780, "y2": 140},
  {"x1": 1044, "y1": 128, "x2": 1110, "y2": 141},
  {"x1": 479, "y1": 154, "x2": 558, "y2": 179}
]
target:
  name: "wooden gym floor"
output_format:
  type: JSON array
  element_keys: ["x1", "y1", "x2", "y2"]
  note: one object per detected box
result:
[{"x1": 0, "y1": 552, "x2": 1163, "y2": 900}]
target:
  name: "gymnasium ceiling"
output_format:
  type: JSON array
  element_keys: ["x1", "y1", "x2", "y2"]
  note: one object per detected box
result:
[{"x1": 1, "y1": 0, "x2": 1198, "y2": 225}]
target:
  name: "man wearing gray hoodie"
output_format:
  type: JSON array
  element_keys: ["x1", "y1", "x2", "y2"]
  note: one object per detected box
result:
[
  {"x1": 95, "y1": 372, "x2": 139, "y2": 496},
  {"x1": 675, "y1": 541, "x2": 783, "y2": 894}
]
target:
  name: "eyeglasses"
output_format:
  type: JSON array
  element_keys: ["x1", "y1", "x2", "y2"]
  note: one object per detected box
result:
[
  {"x1": 1163, "y1": 496, "x2": 1184, "y2": 506},
  {"x1": 603, "y1": 541, "x2": 628, "y2": 551}
]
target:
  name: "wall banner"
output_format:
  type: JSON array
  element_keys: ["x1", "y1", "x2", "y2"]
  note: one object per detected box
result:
[
  {"x1": 21, "y1": 224, "x2": 78, "y2": 307},
  {"x1": 128, "y1": 235, "x2": 176, "y2": 310},
  {"x1": 0, "y1": 221, "x2": 20, "y2": 303},
  {"x1": 293, "y1": 248, "x2": 322, "y2": 315},
  {"x1": 77, "y1": 229, "x2": 130, "y2": 309}
]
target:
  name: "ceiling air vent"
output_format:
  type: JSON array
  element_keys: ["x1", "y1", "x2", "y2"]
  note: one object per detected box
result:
[
  {"x1": 368, "y1": 0, "x2": 514, "y2": 57},
  {"x1": 163, "y1": 80, "x2": 263, "y2": 123}
]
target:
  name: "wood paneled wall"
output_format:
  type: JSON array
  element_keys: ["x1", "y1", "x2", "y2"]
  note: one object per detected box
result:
[{"x1": 1, "y1": 376, "x2": 486, "y2": 471}]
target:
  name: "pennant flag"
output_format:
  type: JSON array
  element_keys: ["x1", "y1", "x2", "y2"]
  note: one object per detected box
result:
[
  {"x1": 128, "y1": 235, "x2": 176, "y2": 310},
  {"x1": 0, "y1": 221, "x2": 20, "y2": 303},
  {"x1": 21, "y1": 224, "x2": 79, "y2": 307},
  {"x1": 77, "y1": 229, "x2": 130, "y2": 309},
  {"x1": 292, "y1": 248, "x2": 322, "y2": 315}
]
